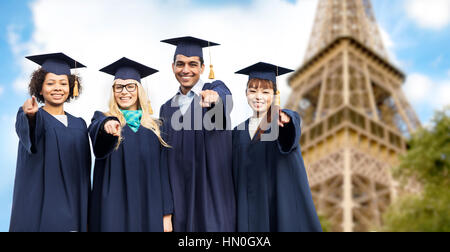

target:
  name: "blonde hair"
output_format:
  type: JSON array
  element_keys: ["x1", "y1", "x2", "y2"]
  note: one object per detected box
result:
[{"x1": 105, "y1": 81, "x2": 170, "y2": 148}]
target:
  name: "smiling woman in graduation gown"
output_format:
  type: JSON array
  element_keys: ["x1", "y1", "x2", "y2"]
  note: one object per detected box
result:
[
  {"x1": 10, "y1": 53, "x2": 91, "y2": 232},
  {"x1": 233, "y1": 62, "x2": 322, "y2": 232},
  {"x1": 88, "y1": 58, "x2": 173, "y2": 232}
]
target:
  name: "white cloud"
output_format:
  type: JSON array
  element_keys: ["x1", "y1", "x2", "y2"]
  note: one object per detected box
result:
[
  {"x1": 379, "y1": 27, "x2": 394, "y2": 51},
  {"x1": 378, "y1": 26, "x2": 406, "y2": 69},
  {"x1": 9, "y1": 0, "x2": 318, "y2": 126},
  {"x1": 404, "y1": 73, "x2": 450, "y2": 110},
  {"x1": 433, "y1": 81, "x2": 450, "y2": 108},
  {"x1": 406, "y1": 0, "x2": 450, "y2": 30},
  {"x1": 403, "y1": 73, "x2": 433, "y2": 103},
  {"x1": 0, "y1": 86, "x2": 4, "y2": 97}
]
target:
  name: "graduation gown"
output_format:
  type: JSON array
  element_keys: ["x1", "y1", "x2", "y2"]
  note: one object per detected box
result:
[
  {"x1": 88, "y1": 111, "x2": 173, "y2": 232},
  {"x1": 159, "y1": 80, "x2": 236, "y2": 232},
  {"x1": 10, "y1": 107, "x2": 91, "y2": 232},
  {"x1": 232, "y1": 109, "x2": 322, "y2": 232}
]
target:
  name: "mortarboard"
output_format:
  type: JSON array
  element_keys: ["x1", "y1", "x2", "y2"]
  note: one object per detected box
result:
[
  {"x1": 26, "y1": 52, "x2": 86, "y2": 97},
  {"x1": 99, "y1": 57, "x2": 158, "y2": 83},
  {"x1": 235, "y1": 62, "x2": 293, "y2": 85},
  {"x1": 236, "y1": 62, "x2": 294, "y2": 107},
  {"x1": 161, "y1": 36, "x2": 220, "y2": 79},
  {"x1": 161, "y1": 36, "x2": 219, "y2": 59},
  {"x1": 26, "y1": 52, "x2": 86, "y2": 76}
]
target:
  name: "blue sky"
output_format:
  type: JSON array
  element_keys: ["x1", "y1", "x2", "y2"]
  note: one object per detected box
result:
[
  {"x1": 0, "y1": 0, "x2": 449, "y2": 232},
  {"x1": 376, "y1": 1, "x2": 450, "y2": 78}
]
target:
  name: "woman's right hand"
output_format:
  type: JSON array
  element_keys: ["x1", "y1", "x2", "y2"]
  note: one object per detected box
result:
[
  {"x1": 104, "y1": 120, "x2": 122, "y2": 137},
  {"x1": 23, "y1": 96, "x2": 39, "y2": 118}
]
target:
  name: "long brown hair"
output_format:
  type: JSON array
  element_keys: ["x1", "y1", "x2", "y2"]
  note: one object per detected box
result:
[{"x1": 246, "y1": 78, "x2": 279, "y2": 141}]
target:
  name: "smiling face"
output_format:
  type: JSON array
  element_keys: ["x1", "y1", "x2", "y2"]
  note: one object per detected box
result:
[
  {"x1": 172, "y1": 54, "x2": 205, "y2": 94},
  {"x1": 113, "y1": 79, "x2": 139, "y2": 110},
  {"x1": 40, "y1": 72, "x2": 70, "y2": 107},
  {"x1": 246, "y1": 79, "x2": 275, "y2": 117}
]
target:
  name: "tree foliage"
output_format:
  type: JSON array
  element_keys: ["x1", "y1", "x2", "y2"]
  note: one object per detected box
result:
[{"x1": 381, "y1": 107, "x2": 450, "y2": 232}]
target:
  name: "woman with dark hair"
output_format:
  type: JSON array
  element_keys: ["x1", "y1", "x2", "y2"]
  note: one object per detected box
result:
[
  {"x1": 232, "y1": 62, "x2": 322, "y2": 232},
  {"x1": 10, "y1": 53, "x2": 91, "y2": 232}
]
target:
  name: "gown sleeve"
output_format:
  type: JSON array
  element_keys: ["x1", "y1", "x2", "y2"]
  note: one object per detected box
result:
[
  {"x1": 231, "y1": 127, "x2": 239, "y2": 195},
  {"x1": 158, "y1": 104, "x2": 174, "y2": 215},
  {"x1": 159, "y1": 104, "x2": 167, "y2": 135},
  {"x1": 15, "y1": 107, "x2": 44, "y2": 154},
  {"x1": 160, "y1": 145, "x2": 174, "y2": 215},
  {"x1": 159, "y1": 103, "x2": 171, "y2": 145},
  {"x1": 277, "y1": 109, "x2": 302, "y2": 155},
  {"x1": 207, "y1": 80, "x2": 233, "y2": 130},
  {"x1": 88, "y1": 111, "x2": 120, "y2": 159}
]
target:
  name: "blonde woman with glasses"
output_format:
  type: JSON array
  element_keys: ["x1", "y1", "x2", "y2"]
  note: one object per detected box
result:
[{"x1": 88, "y1": 58, "x2": 173, "y2": 232}]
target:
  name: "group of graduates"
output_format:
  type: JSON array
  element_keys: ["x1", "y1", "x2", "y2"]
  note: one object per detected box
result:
[{"x1": 9, "y1": 36, "x2": 322, "y2": 232}]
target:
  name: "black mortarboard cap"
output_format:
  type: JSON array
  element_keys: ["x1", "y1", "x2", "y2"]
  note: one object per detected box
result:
[
  {"x1": 235, "y1": 62, "x2": 294, "y2": 84},
  {"x1": 99, "y1": 57, "x2": 158, "y2": 83},
  {"x1": 26, "y1": 52, "x2": 86, "y2": 76},
  {"x1": 161, "y1": 36, "x2": 219, "y2": 59}
]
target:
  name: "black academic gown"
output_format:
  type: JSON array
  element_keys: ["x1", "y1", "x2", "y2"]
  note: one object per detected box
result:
[
  {"x1": 10, "y1": 107, "x2": 91, "y2": 232},
  {"x1": 232, "y1": 109, "x2": 322, "y2": 232},
  {"x1": 88, "y1": 111, "x2": 173, "y2": 232},
  {"x1": 159, "y1": 80, "x2": 236, "y2": 232}
]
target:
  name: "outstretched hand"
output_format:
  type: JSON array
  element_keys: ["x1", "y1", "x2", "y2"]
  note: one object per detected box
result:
[
  {"x1": 104, "y1": 120, "x2": 121, "y2": 137},
  {"x1": 278, "y1": 110, "x2": 291, "y2": 127},
  {"x1": 23, "y1": 96, "x2": 39, "y2": 118},
  {"x1": 199, "y1": 90, "x2": 219, "y2": 108}
]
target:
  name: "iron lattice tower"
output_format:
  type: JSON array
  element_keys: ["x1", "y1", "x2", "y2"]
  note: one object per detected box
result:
[{"x1": 285, "y1": 0, "x2": 421, "y2": 232}]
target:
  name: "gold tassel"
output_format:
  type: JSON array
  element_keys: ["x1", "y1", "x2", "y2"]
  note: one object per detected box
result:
[
  {"x1": 148, "y1": 101, "x2": 154, "y2": 115},
  {"x1": 208, "y1": 64, "x2": 215, "y2": 80},
  {"x1": 73, "y1": 76, "x2": 79, "y2": 97},
  {"x1": 275, "y1": 90, "x2": 281, "y2": 107}
]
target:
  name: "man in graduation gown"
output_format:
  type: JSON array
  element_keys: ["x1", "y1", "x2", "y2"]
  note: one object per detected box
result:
[{"x1": 159, "y1": 36, "x2": 235, "y2": 232}]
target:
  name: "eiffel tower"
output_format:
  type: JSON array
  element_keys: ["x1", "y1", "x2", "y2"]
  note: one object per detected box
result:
[{"x1": 285, "y1": 0, "x2": 421, "y2": 232}]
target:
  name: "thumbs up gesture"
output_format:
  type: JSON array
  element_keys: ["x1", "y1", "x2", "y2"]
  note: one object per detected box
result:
[{"x1": 23, "y1": 96, "x2": 39, "y2": 118}]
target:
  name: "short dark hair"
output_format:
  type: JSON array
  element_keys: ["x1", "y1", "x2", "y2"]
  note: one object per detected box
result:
[
  {"x1": 29, "y1": 68, "x2": 82, "y2": 104},
  {"x1": 173, "y1": 55, "x2": 204, "y2": 66}
]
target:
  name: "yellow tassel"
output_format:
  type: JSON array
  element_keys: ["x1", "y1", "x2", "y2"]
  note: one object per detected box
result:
[
  {"x1": 275, "y1": 90, "x2": 281, "y2": 107},
  {"x1": 208, "y1": 65, "x2": 215, "y2": 80},
  {"x1": 73, "y1": 77, "x2": 79, "y2": 97},
  {"x1": 148, "y1": 101, "x2": 154, "y2": 115}
]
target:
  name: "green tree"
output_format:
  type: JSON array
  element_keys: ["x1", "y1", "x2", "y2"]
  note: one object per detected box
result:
[
  {"x1": 380, "y1": 107, "x2": 450, "y2": 232},
  {"x1": 318, "y1": 214, "x2": 332, "y2": 232}
]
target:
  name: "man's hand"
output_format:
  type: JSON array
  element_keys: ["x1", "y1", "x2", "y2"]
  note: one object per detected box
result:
[
  {"x1": 163, "y1": 214, "x2": 173, "y2": 232},
  {"x1": 199, "y1": 90, "x2": 219, "y2": 108},
  {"x1": 104, "y1": 120, "x2": 121, "y2": 137},
  {"x1": 23, "y1": 96, "x2": 39, "y2": 119}
]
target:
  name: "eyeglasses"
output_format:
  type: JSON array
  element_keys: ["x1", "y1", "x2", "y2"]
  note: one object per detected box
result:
[{"x1": 113, "y1": 83, "x2": 137, "y2": 93}]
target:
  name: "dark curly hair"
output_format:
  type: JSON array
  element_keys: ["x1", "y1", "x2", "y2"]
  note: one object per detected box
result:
[{"x1": 28, "y1": 68, "x2": 82, "y2": 104}]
